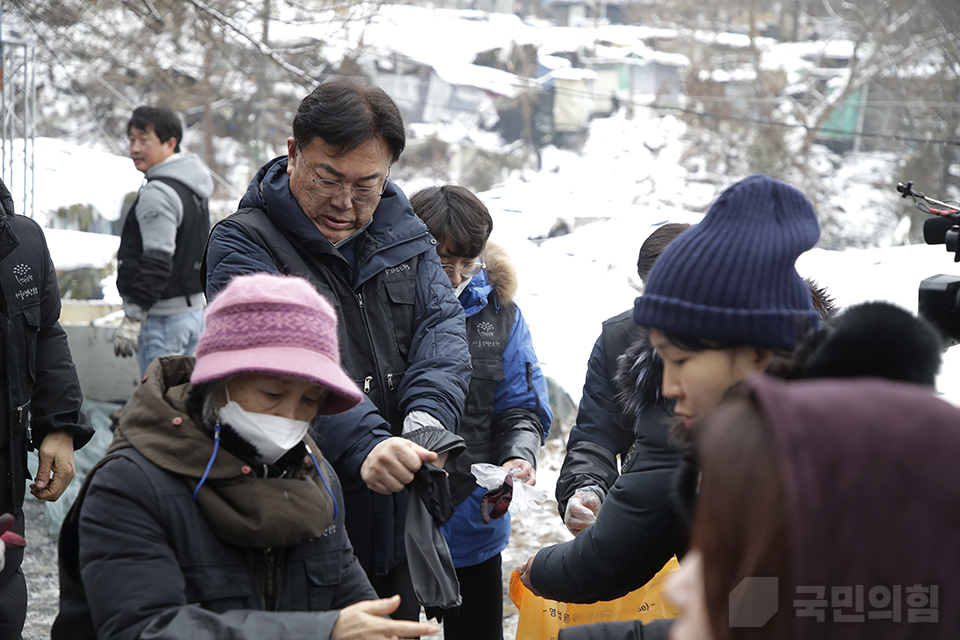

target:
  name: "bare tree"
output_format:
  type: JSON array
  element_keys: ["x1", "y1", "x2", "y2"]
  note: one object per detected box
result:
[{"x1": 5, "y1": 0, "x2": 385, "y2": 193}]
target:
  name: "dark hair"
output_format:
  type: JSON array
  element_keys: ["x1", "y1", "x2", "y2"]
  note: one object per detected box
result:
[
  {"x1": 292, "y1": 79, "x2": 405, "y2": 163},
  {"x1": 127, "y1": 106, "x2": 182, "y2": 152},
  {"x1": 693, "y1": 396, "x2": 793, "y2": 640},
  {"x1": 409, "y1": 185, "x2": 492, "y2": 258},
  {"x1": 658, "y1": 330, "x2": 730, "y2": 353},
  {"x1": 637, "y1": 223, "x2": 690, "y2": 282},
  {"x1": 770, "y1": 300, "x2": 943, "y2": 385}
]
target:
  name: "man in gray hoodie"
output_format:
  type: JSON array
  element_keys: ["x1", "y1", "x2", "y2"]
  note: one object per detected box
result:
[{"x1": 114, "y1": 106, "x2": 214, "y2": 376}]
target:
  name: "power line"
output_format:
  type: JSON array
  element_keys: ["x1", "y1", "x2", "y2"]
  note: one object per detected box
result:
[
  {"x1": 546, "y1": 82, "x2": 960, "y2": 147},
  {"x1": 650, "y1": 101, "x2": 960, "y2": 147}
]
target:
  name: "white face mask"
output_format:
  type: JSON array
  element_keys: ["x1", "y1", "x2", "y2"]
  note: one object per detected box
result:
[
  {"x1": 217, "y1": 388, "x2": 310, "y2": 464},
  {"x1": 454, "y1": 275, "x2": 473, "y2": 297}
]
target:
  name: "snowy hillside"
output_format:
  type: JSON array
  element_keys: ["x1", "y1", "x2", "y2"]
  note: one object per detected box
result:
[
  {"x1": 36, "y1": 108, "x2": 960, "y2": 409},
  {"x1": 7, "y1": 2, "x2": 956, "y2": 406}
]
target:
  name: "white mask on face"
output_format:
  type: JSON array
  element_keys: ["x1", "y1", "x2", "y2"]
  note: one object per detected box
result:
[
  {"x1": 217, "y1": 388, "x2": 310, "y2": 464},
  {"x1": 454, "y1": 275, "x2": 473, "y2": 297}
]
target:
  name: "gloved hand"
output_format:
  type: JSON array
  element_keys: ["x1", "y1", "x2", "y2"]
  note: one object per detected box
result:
[
  {"x1": 564, "y1": 486, "x2": 602, "y2": 536},
  {"x1": 480, "y1": 474, "x2": 513, "y2": 524},
  {"x1": 113, "y1": 316, "x2": 142, "y2": 357}
]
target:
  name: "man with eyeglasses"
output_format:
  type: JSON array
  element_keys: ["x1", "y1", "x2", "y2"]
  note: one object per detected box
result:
[{"x1": 203, "y1": 79, "x2": 471, "y2": 622}]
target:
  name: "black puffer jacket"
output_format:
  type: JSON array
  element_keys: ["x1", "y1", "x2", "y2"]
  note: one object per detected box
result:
[
  {"x1": 536, "y1": 282, "x2": 840, "y2": 604},
  {"x1": 555, "y1": 309, "x2": 674, "y2": 519},
  {"x1": 53, "y1": 357, "x2": 376, "y2": 640},
  {"x1": 539, "y1": 314, "x2": 683, "y2": 603},
  {"x1": 0, "y1": 178, "x2": 91, "y2": 581}
]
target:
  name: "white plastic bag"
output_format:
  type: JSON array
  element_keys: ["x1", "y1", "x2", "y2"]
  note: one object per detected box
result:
[{"x1": 470, "y1": 463, "x2": 548, "y2": 516}]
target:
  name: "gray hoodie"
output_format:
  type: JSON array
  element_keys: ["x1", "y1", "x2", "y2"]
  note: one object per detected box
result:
[{"x1": 125, "y1": 152, "x2": 214, "y2": 318}]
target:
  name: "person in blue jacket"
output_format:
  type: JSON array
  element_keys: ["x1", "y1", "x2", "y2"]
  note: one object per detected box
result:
[
  {"x1": 202, "y1": 80, "x2": 471, "y2": 621},
  {"x1": 410, "y1": 185, "x2": 552, "y2": 640}
]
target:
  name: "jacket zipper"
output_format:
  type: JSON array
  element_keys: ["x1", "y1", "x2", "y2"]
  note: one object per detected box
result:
[
  {"x1": 17, "y1": 400, "x2": 32, "y2": 447},
  {"x1": 263, "y1": 548, "x2": 277, "y2": 610},
  {"x1": 355, "y1": 291, "x2": 384, "y2": 401}
]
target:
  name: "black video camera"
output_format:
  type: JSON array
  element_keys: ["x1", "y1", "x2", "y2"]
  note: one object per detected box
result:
[{"x1": 899, "y1": 180, "x2": 960, "y2": 347}]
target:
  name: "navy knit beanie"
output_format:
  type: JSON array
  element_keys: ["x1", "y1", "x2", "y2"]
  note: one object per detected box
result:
[{"x1": 633, "y1": 174, "x2": 821, "y2": 350}]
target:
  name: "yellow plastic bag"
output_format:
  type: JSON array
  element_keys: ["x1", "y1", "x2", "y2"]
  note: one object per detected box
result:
[{"x1": 509, "y1": 556, "x2": 681, "y2": 639}]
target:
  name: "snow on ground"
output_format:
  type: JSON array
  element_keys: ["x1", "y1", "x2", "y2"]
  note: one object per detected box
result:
[{"x1": 43, "y1": 228, "x2": 120, "y2": 271}]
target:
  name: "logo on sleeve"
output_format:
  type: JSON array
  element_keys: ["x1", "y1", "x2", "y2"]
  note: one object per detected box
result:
[
  {"x1": 14, "y1": 263, "x2": 32, "y2": 286},
  {"x1": 13, "y1": 263, "x2": 39, "y2": 300}
]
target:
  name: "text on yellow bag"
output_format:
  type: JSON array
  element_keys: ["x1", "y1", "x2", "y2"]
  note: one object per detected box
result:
[{"x1": 508, "y1": 556, "x2": 681, "y2": 639}]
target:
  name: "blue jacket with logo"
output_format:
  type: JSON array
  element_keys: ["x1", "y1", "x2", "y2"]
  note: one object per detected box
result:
[
  {"x1": 202, "y1": 156, "x2": 471, "y2": 576},
  {"x1": 440, "y1": 243, "x2": 552, "y2": 567}
]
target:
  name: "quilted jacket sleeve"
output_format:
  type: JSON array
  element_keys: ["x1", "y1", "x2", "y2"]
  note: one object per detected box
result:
[{"x1": 395, "y1": 247, "x2": 471, "y2": 432}]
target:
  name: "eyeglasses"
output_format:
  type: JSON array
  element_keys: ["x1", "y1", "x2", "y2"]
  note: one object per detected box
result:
[
  {"x1": 296, "y1": 149, "x2": 388, "y2": 205},
  {"x1": 440, "y1": 262, "x2": 485, "y2": 278}
]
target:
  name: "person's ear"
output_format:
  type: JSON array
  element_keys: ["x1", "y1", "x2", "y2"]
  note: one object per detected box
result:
[
  {"x1": 754, "y1": 348, "x2": 776, "y2": 372},
  {"x1": 286, "y1": 138, "x2": 297, "y2": 176}
]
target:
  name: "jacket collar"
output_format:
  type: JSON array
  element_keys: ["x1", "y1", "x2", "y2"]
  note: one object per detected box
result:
[
  {"x1": 111, "y1": 356, "x2": 337, "y2": 548},
  {"x1": 242, "y1": 156, "x2": 433, "y2": 275},
  {"x1": 459, "y1": 269, "x2": 493, "y2": 317},
  {"x1": 0, "y1": 179, "x2": 18, "y2": 262}
]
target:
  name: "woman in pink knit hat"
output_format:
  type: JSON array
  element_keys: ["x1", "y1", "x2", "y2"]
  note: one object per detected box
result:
[{"x1": 53, "y1": 273, "x2": 439, "y2": 640}]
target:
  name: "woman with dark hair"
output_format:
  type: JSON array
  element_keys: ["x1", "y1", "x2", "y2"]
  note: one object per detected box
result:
[
  {"x1": 521, "y1": 174, "x2": 824, "y2": 606},
  {"x1": 668, "y1": 374, "x2": 960, "y2": 640},
  {"x1": 525, "y1": 174, "x2": 945, "y2": 640}
]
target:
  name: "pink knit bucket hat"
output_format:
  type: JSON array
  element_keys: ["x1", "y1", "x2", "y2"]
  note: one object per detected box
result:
[{"x1": 190, "y1": 273, "x2": 362, "y2": 415}]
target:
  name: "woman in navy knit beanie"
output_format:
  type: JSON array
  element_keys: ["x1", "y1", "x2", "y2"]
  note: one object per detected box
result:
[
  {"x1": 632, "y1": 173, "x2": 821, "y2": 431},
  {"x1": 523, "y1": 175, "x2": 945, "y2": 640}
]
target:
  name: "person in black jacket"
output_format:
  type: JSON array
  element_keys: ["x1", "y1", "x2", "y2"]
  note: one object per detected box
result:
[
  {"x1": 0, "y1": 177, "x2": 93, "y2": 639},
  {"x1": 518, "y1": 175, "x2": 825, "y2": 605},
  {"x1": 203, "y1": 79, "x2": 471, "y2": 620},
  {"x1": 556, "y1": 222, "x2": 689, "y2": 535},
  {"x1": 562, "y1": 374, "x2": 958, "y2": 640},
  {"x1": 529, "y1": 174, "x2": 944, "y2": 640},
  {"x1": 53, "y1": 273, "x2": 440, "y2": 640}
]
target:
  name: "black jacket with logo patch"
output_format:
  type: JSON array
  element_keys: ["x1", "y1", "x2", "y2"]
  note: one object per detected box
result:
[{"x1": 0, "y1": 177, "x2": 92, "y2": 581}]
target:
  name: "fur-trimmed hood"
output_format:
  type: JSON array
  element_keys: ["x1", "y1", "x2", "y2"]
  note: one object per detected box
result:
[
  {"x1": 797, "y1": 300, "x2": 942, "y2": 385},
  {"x1": 481, "y1": 241, "x2": 517, "y2": 304},
  {"x1": 460, "y1": 241, "x2": 518, "y2": 315},
  {"x1": 612, "y1": 327, "x2": 667, "y2": 427}
]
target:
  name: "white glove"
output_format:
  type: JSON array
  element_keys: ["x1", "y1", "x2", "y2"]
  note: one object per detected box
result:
[
  {"x1": 564, "y1": 486, "x2": 603, "y2": 536},
  {"x1": 113, "y1": 316, "x2": 142, "y2": 358}
]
